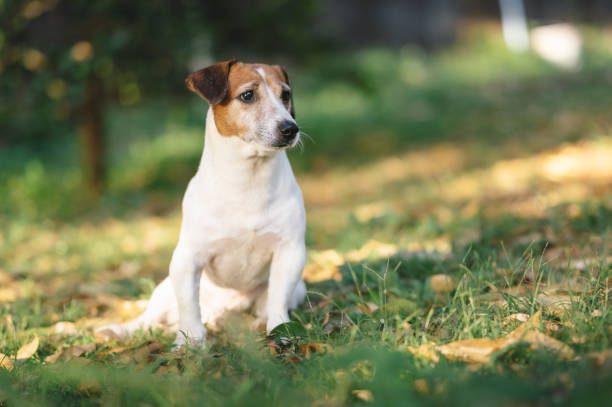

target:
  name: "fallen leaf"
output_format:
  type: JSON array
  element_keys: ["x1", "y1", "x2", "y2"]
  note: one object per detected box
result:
[
  {"x1": 429, "y1": 274, "x2": 457, "y2": 293},
  {"x1": 586, "y1": 349, "x2": 612, "y2": 366},
  {"x1": 0, "y1": 287, "x2": 18, "y2": 303},
  {"x1": 303, "y1": 250, "x2": 344, "y2": 283},
  {"x1": 298, "y1": 342, "x2": 333, "y2": 359},
  {"x1": 437, "y1": 337, "x2": 511, "y2": 364},
  {"x1": 130, "y1": 341, "x2": 164, "y2": 361},
  {"x1": 5, "y1": 315, "x2": 15, "y2": 336},
  {"x1": 413, "y1": 378, "x2": 429, "y2": 395},
  {"x1": 17, "y1": 336, "x2": 39, "y2": 361},
  {"x1": 407, "y1": 311, "x2": 574, "y2": 365},
  {"x1": 345, "y1": 240, "x2": 398, "y2": 262},
  {"x1": 0, "y1": 353, "x2": 14, "y2": 371},
  {"x1": 95, "y1": 346, "x2": 131, "y2": 358},
  {"x1": 353, "y1": 202, "x2": 388, "y2": 223},
  {"x1": 45, "y1": 343, "x2": 95, "y2": 363},
  {"x1": 511, "y1": 329, "x2": 574, "y2": 359},
  {"x1": 352, "y1": 389, "x2": 374, "y2": 402},
  {"x1": 356, "y1": 303, "x2": 376, "y2": 316},
  {"x1": 536, "y1": 294, "x2": 575, "y2": 318},
  {"x1": 49, "y1": 321, "x2": 78, "y2": 335},
  {"x1": 407, "y1": 344, "x2": 440, "y2": 363},
  {"x1": 506, "y1": 313, "x2": 530, "y2": 323},
  {"x1": 365, "y1": 302, "x2": 379, "y2": 313},
  {"x1": 265, "y1": 341, "x2": 280, "y2": 357}
]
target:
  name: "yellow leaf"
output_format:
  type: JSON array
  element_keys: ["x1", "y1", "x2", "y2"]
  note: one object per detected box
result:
[
  {"x1": 0, "y1": 353, "x2": 14, "y2": 371},
  {"x1": 0, "y1": 287, "x2": 18, "y2": 303},
  {"x1": 517, "y1": 330, "x2": 575, "y2": 359},
  {"x1": 352, "y1": 389, "x2": 374, "y2": 402},
  {"x1": 428, "y1": 274, "x2": 457, "y2": 293},
  {"x1": 96, "y1": 346, "x2": 131, "y2": 358},
  {"x1": 17, "y1": 336, "x2": 39, "y2": 360},
  {"x1": 49, "y1": 321, "x2": 78, "y2": 335},
  {"x1": 413, "y1": 379, "x2": 429, "y2": 395},
  {"x1": 345, "y1": 240, "x2": 398, "y2": 262},
  {"x1": 303, "y1": 249, "x2": 344, "y2": 283},
  {"x1": 407, "y1": 344, "x2": 440, "y2": 363},
  {"x1": 437, "y1": 337, "x2": 512, "y2": 364},
  {"x1": 407, "y1": 311, "x2": 574, "y2": 365}
]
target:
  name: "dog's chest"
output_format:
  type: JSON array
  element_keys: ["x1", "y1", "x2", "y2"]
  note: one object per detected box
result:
[{"x1": 202, "y1": 230, "x2": 279, "y2": 290}]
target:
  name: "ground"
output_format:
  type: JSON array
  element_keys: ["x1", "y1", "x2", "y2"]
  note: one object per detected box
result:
[{"x1": 0, "y1": 24, "x2": 611, "y2": 406}]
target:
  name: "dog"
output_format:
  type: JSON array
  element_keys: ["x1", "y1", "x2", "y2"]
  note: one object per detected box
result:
[{"x1": 98, "y1": 59, "x2": 306, "y2": 346}]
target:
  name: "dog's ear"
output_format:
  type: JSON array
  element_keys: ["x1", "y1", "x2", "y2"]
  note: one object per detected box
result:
[
  {"x1": 275, "y1": 65, "x2": 295, "y2": 119},
  {"x1": 186, "y1": 59, "x2": 236, "y2": 105}
]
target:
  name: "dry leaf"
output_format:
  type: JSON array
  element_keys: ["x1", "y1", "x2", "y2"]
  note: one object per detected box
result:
[
  {"x1": 0, "y1": 353, "x2": 14, "y2": 371},
  {"x1": 353, "y1": 202, "x2": 388, "y2": 223},
  {"x1": 298, "y1": 342, "x2": 332, "y2": 359},
  {"x1": 45, "y1": 343, "x2": 95, "y2": 363},
  {"x1": 506, "y1": 313, "x2": 530, "y2": 323},
  {"x1": 96, "y1": 346, "x2": 131, "y2": 358},
  {"x1": 49, "y1": 321, "x2": 78, "y2": 335},
  {"x1": 407, "y1": 344, "x2": 440, "y2": 363},
  {"x1": 429, "y1": 274, "x2": 456, "y2": 293},
  {"x1": 407, "y1": 311, "x2": 574, "y2": 365},
  {"x1": 413, "y1": 379, "x2": 429, "y2": 395},
  {"x1": 345, "y1": 240, "x2": 398, "y2": 262},
  {"x1": 265, "y1": 341, "x2": 280, "y2": 357},
  {"x1": 437, "y1": 337, "x2": 511, "y2": 364},
  {"x1": 17, "y1": 336, "x2": 39, "y2": 360},
  {"x1": 586, "y1": 349, "x2": 612, "y2": 366},
  {"x1": 514, "y1": 330, "x2": 575, "y2": 359},
  {"x1": 0, "y1": 287, "x2": 18, "y2": 303},
  {"x1": 536, "y1": 294, "x2": 575, "y2": 318},
  {"x1": 352, "y1": 389, "x2": 374, "y2": 402},
  {"x1": 5, "y1": 315, "x2": 15, "y2": 336},
  {"x1": 303, "y1": 249, "x2": 344, "y2": 283}
]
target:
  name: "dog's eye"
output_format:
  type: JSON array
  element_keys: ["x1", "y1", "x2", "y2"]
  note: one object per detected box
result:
[
  {"x1": 281, "y1": 90, "x2": 291, "y2": 104},
  {"x1": 239, "y1": 90, "x2": 255, "y2": 103}
]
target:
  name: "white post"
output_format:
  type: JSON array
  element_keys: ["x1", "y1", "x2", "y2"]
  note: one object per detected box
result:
[{"x1": 499, "y1": 0, "x2": 530, "y2": 52}]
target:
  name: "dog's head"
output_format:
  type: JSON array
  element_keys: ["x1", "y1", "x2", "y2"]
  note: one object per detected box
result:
[{"x1": 186, "y1": 59, "x2": 298, "y2": 150}]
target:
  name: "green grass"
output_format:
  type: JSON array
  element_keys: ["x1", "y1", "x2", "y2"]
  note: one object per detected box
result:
[{"x1": 1, "y1": 24, "x2": 612, "y2": 406}]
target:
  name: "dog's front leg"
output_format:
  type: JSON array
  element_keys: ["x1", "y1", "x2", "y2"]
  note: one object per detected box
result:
[
  {"x1": 169, "y1": 244, "x2": 206, "y2": 347},
  {"x1": 266, "y1": 242, "x2": 306, "y2": 332}
]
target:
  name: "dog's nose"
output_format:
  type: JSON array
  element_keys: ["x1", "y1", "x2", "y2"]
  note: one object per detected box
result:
[{"x1": 278, "y1": 121, "x2": 299, "y2": 140}]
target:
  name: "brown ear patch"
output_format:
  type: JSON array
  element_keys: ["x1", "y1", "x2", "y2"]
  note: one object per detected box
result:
[{"x1": 186, "y1": 59, "x2": 236, "y2": 105}]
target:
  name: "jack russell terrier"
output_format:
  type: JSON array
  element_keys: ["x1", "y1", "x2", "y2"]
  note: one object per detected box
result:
[{"x1": 99, "y1": 59, "x2": 307, "y2": 346}]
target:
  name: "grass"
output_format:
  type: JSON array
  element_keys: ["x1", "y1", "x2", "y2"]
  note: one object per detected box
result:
[{"x1": 1, "y1": 24, "x2": 611, "y2": 406}]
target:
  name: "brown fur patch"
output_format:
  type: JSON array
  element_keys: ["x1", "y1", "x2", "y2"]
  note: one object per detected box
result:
[{"x1": 186, "y1": 59, "x2": 235, "y2": 105}]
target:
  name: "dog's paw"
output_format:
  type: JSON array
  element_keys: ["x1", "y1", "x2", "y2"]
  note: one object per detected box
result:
[
  {"x1": 266, "y1": 314, "x2": 290, "y2": 333},
  {"x1": 95, "y1": 323, "x2": 128, "y2": 341},
  {"x1": 172, "y1": 326, "x2": 207, "y2": 351}
]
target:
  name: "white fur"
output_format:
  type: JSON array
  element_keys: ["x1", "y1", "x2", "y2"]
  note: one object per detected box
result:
[{"x1": 98, "y1": 105, "x2": 306, "y2": 346}]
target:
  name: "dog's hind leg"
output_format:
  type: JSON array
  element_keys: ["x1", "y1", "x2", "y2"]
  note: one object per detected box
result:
[{"x1": 96, "y1": 277, "x2": 178, "y2": 339}]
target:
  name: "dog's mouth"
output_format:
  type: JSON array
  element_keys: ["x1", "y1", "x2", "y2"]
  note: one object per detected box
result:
[{"x1": 269, "y1": 135, "x2": 300, "y2": 150}]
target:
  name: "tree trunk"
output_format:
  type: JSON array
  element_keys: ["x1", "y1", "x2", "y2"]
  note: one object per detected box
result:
[{"x1": 79, "y1": 78, "x2": 105, "y2": 195}]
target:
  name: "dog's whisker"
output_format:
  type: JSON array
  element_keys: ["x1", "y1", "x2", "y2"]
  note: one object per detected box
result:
[{"x1": 298, "y1": 131, "x2": 314, "y2": 145}]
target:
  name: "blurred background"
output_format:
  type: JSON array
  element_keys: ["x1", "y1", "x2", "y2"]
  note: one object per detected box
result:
[{"x1": 0, "y1": 0, "x2": 611, "y2": 300}]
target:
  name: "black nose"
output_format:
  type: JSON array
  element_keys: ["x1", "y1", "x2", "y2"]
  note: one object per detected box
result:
[{"x1": 278, "y1": 121, "x2": 299, "y2": 140}]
